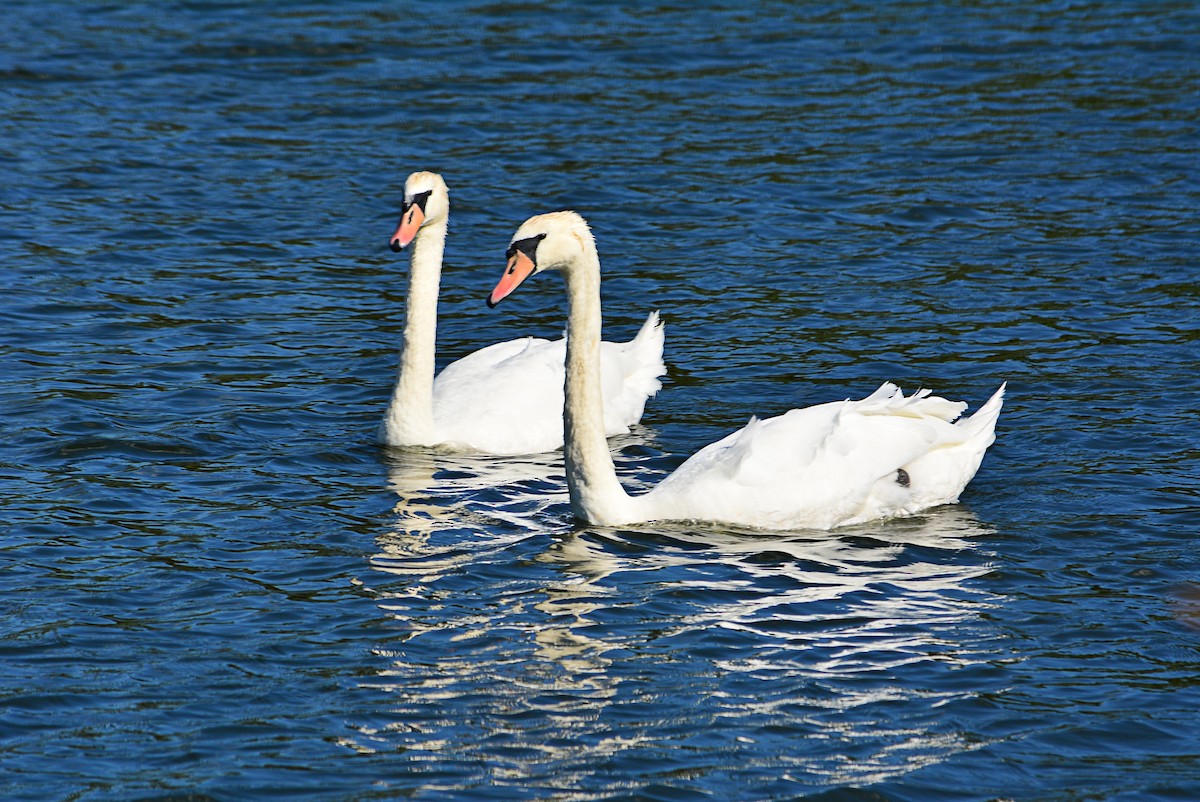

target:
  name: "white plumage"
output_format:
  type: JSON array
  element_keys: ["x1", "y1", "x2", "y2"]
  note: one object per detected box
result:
[
  {"x1": 646, "y1": 380, "x2": 1005, "y2": 530},
  {"x1": 382, "y1": 173, "x2": 664, "y2": 455},
  {"x1": 425, "y1": 313, "x2": 665, "y2": 455},
  {"x1": 488, "y1": 210, "x2": 1005, "y2": 530}
]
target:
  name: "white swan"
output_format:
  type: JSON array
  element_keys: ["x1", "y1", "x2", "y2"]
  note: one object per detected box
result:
[
  {"x1": 383, "y1": 172, "x2": 665, "y2": 455},
  {"x1": 487, "y1": 211, "x2": 1006, "y2": 530}
]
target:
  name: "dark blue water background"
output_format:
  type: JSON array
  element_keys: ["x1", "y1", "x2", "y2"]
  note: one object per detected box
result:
[{"x1": 2, "y1": 2, "x2": 1199, "y2": 799}]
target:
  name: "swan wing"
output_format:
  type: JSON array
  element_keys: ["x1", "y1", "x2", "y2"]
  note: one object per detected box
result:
[
  {"x1": 431, "y1": 315, "x2": 666, "y2": 455},
  {"x1": 645, "y1": 383, "x2": 1004, "y2": 529},
  {"x1": 434, "y1": 336, "x2": 552, "y2": 381},
  {"x1": 432, "y1": 336, "x2": 566, "y2": 455}
]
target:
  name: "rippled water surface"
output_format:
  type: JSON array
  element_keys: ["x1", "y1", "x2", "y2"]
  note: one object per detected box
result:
[{"x1": 3, "y1": 2, "x2": 1199, "y2": 800}]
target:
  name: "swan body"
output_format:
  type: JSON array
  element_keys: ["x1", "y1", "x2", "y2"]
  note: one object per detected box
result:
[
  {"x1": 487, "y1": 210, "x2": 1005, "y2": 530},
  {"x1": 384, "y1": 173, "x2": 664, "y2": 455}
]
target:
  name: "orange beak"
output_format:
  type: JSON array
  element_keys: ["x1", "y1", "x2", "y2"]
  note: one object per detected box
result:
[
  {"x1": 389, "y1": 203, "x2": 425, "y2": 251},
  {"x1": 487, "y1": 250, "x2": 537, "y2": 308}
]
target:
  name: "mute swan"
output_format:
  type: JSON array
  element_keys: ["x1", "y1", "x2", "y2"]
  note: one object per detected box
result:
[
  {"x1": 487, "y1": 211, "x2": 1005, "y2": 529},
  {"x1": 384, "y1": 173, "x2": 665, "y2": 455}
]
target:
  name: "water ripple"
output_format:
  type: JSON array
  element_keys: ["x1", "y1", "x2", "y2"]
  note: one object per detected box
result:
[{"x1": 3, "y1": 1, "x2": 1199, "y2": 799}]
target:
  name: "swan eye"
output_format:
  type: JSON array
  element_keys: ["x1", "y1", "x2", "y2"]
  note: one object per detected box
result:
[
  {"x1": 505, "y1": 233, "x2": 547, "y2": 263},
  {"x1": 404, "y1": 190, "x2": 433, "y2": 215}
]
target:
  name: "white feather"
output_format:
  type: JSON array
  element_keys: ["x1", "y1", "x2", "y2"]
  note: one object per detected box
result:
[
  {"x1": 382, "y1": 174, "x2": 665, "y2": 456},
  {"x1": 498, "y1": 210, "x2": 1005, "y2": 530}
]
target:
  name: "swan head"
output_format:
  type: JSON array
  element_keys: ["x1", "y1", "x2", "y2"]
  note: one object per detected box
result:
[
  {"x1": 389, "y1": 171, "x2": 449, "y2": 252},
  {"x1": 487, "y1": 211, "x2": 592, "y2": 308}
]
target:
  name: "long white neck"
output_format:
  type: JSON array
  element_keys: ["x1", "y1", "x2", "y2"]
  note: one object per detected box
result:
[
  {"x1": 562, "y1": 240, "x2": 637, "y2": 525},
  {"x1": 384, "y1": 217, "x2": 445, "y2": 446}
]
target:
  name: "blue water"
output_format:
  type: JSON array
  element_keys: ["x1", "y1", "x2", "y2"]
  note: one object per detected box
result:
[{"x1": 3, "y1": 2, "x2": 1199, "y2": 799}]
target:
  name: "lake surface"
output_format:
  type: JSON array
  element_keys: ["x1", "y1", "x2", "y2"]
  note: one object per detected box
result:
[{"x1": 3, "y1": 1, "x2": 1199, "y2": 799}]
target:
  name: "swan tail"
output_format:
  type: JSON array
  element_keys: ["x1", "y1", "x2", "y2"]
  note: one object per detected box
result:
[
  {"x1": 623, "y1": 310, "x2": 666, "y2": 395},
  {"x1": 632, "y1": 311, "x2": 665, "y2": 358},
  {"x1": 602, "y1": 312, "x2": 666, "y2": 433},
  {"x1": 957, "y1": 382, "x2": 1006, "y2": 443},
  {"x1": 902, "y1": 382, "x2": 1006, "y2": 509}
]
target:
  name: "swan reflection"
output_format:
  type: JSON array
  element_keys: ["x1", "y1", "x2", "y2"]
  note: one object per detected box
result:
[
  {"x1": 364, "y1": 446, "x2": 1003, "y2": 783},
  {"x1": 373, "y1": 444, "x2": 997, "y2": 672},
  {"x1": 536, "y1": 505, "x2": 1000, "y2": 673},
  {"x1": 372, "y1": 445, "x2": 566, "y2": 571},
  {"x1": 369, "y1": 436, "x2": 659, "y2": 702},
  {"x1": 528, "y1": 506, "x2": 1003, "y2": 784}
]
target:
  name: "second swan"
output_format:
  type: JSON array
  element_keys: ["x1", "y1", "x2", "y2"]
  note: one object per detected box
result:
[{"x1": 487, "y1": 210, "x2": 1005, "y2": 529}]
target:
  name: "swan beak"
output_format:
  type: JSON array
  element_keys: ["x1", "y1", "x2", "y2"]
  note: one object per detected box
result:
[
  {"x1": 487, "y1": 250, "x2": 536, "y2": 308},
  {"x1": 389, "y1": 203, "x2": 425, "y2": 252}
]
